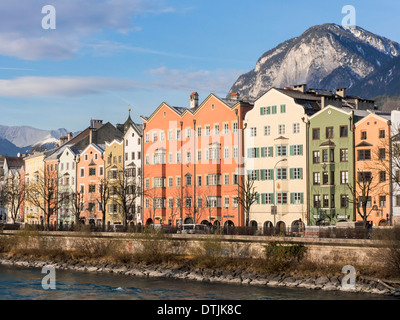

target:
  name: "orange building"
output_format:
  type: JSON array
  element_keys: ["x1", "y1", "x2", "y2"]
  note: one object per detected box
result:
[
  {"x1": 354, "y1": 112, "x2": 392, "y2": 226},
  {"x1": 76, "y1": 143, "x2": 105, "y2": 226},
  {"x1": 141, "y1": 92, "x2": 253, "y2": 227}
]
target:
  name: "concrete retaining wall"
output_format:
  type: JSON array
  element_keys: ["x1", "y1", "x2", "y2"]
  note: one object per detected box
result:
[{"x1": 0, "y1": 231, "x2": 388, "y2": 266}]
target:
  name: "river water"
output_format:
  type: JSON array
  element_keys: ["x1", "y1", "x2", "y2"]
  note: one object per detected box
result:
[{"x1": 0, "y1": 265, "x2": 397, "y2": 300}]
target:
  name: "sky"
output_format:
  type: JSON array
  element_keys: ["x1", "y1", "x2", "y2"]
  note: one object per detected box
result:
[{"x1": 0, "y1": 0, "x2": 399, "y2": 132}]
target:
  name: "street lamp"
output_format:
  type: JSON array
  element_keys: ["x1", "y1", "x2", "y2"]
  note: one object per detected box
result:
[{"x1": 272, "y1": 158, "x2": 287, "y2": 231}]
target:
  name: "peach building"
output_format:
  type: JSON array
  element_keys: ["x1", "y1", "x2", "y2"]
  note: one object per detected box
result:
[
  {"x1": 76, "y1": 143, "x2": 105, "y2": 226},
  {"x1": 354, "y1": 112, "x2": 392, "y2": 226},
  {"x1": 141, "y1": 92, "x2": 253, "y2": 227}
]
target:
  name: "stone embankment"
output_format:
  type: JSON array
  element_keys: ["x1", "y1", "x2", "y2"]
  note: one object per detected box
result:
[{"x1": 1, "y1": 255, "x2": 399, "y2": 297}]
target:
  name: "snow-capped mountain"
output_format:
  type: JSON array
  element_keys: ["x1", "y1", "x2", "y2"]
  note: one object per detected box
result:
[
  {"x1": 0, "y1": 125, "x2": 70, "y2": 156},
  {"x1": 228, "y1": 23, "x2": 400, "y2": 100}
]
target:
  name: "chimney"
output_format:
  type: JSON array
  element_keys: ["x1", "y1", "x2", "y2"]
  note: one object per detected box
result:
[
  {"x1": 230, "y1": 92, "x2": 240, "y2": 101},
  {"x1": 90, "y1": 119, "x2": 103, "y2": 129},
  {"x1": 68, "y1": 132, "x2": 73, "y2": 141},
  {"x1": 190, "y1": 92, "x2": 199, "y2": 109},
  {"x1": 59, "y1": 136, "x2": 68, "y2": 146},
  {"x1": 293, "y1": 84, "x2": 307, "y2": 93},
  {"x1": 335, "y1": 88, "x2": 346, "y2": 98}
]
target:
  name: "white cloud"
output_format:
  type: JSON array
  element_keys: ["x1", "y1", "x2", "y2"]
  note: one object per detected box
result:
[
  {"x1": 0, "y1": 67, "x2": 244, "y2": 98},
  {"x1": 0, "y1": 0, "x2": 174, "y2": 60}
]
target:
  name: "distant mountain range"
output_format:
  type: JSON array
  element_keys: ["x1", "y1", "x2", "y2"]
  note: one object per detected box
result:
[
  {"x1": 228, "y1": 23, "x2": 400, "y2": 100},
  {"x1": 0, "y1": 125, "x2": 71, "y2": 156}
]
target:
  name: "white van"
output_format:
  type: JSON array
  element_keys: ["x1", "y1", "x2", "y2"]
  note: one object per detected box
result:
[{"x1": 180, "y1": 224, "x2": 208, "y2": 234}]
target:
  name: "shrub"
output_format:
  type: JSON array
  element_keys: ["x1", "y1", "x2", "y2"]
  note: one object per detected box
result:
[{"x1": 263, "y1": 241, "x2": 307, "y2": 273}]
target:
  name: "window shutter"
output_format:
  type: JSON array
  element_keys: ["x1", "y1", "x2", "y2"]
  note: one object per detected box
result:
[
  {"x1": 299, "y1": 145, "x2": 303, "y2": 155},
  {"x1": 256, "y1": 148, "x2": 260, "y2": 158},
  {"x1": 261, "y1": 147, "x2": 265, "y2": 158},
  {"x1": 256, "y1": 170, "x2": 260, "y2": 180},
  {"x1": 271, "y1": 193, "x2": 274, "y2": 205},
  {"x1": 269, "y1": 147, "x2": 273, "y2": 157},
  {"x1": 267, "y1": 106, "x2": 271, "y2": 114},
  {"x1": 290, "y1": 145, "x2": 294, "y2": 156},
  {"x1": 260, "y1": 169, "x2": 265, "y2": 181},
  {"x1": 300, "y1": 168, "x2": 303, "y2": 180},
  {"x1": 261, "y1": 193, "x2": 266, "y2": 204},
  {"x1": 300, "y1": 193, "x2": 304, "y2": 204},
  {"x1": 290, "y1": 168, "x2": 294, "y2": 180},
  {"x1": 290, "y1": 193, "x2": 295, "y2": 204},
  {"x1": 270, "y1": 169, "x2": 274, "y2": 180}
]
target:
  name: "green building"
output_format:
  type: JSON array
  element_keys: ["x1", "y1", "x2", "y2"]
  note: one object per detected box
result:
[{"x1": 307, "y1": 105, "x2": 355, "y2": 225}]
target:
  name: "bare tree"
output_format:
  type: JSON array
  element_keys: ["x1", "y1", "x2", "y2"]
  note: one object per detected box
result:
[
  {"x1": 25, "y1": 168, "x2": 65, "y2": 229},
  {"x1": 96, "y1": 177, "x2": 111, "y2": 232},
  {"x1": 237, "y1": 175, "x2": 258, "y2": 227},
  {"x1": 4, "y1": 172, "x2": 25, "y2": 224}
]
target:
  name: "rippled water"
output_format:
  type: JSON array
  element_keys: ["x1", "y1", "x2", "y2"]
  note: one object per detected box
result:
[{"x1": 0, "y1": 265, "x2": 397, "y2": 300}]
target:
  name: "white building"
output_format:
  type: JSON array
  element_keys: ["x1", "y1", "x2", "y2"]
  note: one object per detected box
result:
[{"x1": 123, "y1": 111, "x2": 143, "y2": 225}]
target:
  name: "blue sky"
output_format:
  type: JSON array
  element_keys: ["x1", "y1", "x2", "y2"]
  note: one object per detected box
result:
[{"x1": 0, "y1": 0, "x2": 399, "y2": 132}]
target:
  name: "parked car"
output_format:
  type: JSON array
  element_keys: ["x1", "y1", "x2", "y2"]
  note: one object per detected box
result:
[{"x1": 180, "y1": 224, "x2": 208, "y2": 234}]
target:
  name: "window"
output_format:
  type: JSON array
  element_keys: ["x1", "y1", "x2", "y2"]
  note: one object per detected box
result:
[
  {"x1": 206, "y1": 197, "x2": 221, "y2": 208},
  {"x1": 248, "y1": 148, "x2": 258, "y2": 158},
  {"x1": 276, "y1": 192, "x2": 288, "y2": 205},
  {"x1": 248, "y1": 170, "x2": 259, "y2": 181},
  {"x1": 291, "y1": 145, "x2": 303, "y2": 156},
  {"x1": 313, "y1": 151, "x2": 320, "y2": 164},
  {"x1": 379, "y1": 148, "x2": 386, "y2": 160},
  {"x1": 341, "y1": 195, "x2": 349, "y2": 208},
  {"x1": 84, "y1": 154, "x2": 88, "y2": 161},
  {"x1": 278, "y1": 124, "x2": 286, "y2": 135},
  {"x1": 358, "y1": 149, "x2": 371, "y2": 161},
  {"x1": 250, "y1": 127, "x2": 257, "y2": 137},
  {"x1": 326, "y1": 127, "x2": 334, "y2": 139},
  {"x1": 263, "y1": 193, "x2": 273, "y2": 205},
  {"x1": 224, "y1": 147, "x2": 229, "y2": 159},
  {"x1": 313, "y1": 172, "x2": 321, "y2": 185},
  {"x1": 160, "y1": 131, "x2": 165, "y2": 141},
  {"x1": 361, "y1": 131, "x2": 367, "y2": 140},
  {"x1": 272, "y1": 105, "x2": 277, "y2": 114},
  {"x1": 89, "y1": 168, "x2": 96, "y2": 176},
  {"x1": 340, "y1": 126, "x2": 348, "y2": 137},
  {"x1": 280, "y1": 104, "x2": 286, "y2": 113},
  {"x1": 293, "y1": 123, "x2": 300, "y2": 134},
  {"x1": 214, "y1": 124, "x2": 220, "y2": 135},
  {"x1": 197, "y1": 150, "x2": 202, "y2": 162},
  {"x1": 186, "y1": 128, "x2": 191, "y2": 139},
  {"x1": 292, "y1": 192, "x2": 303, "y2": 205},
  {"x1": 276, "y1": 168, "x2": 287, "y2": 180},
  {"x1": 262, "y1": 146, "x2": 273, "y2": 157},
  {"x1": 340, "y1": 171, "x2": 349, "y2": 184},
  {"x1": 264, "y1": 125, "x2": 271, "y2": 136},
  {"x1": 312, "y1": 128, "x2": 320, "y2": 140},
  {"x1": 154, "y1": 177, "x2": 166, "y2": 188},
  {"x1": 197, "y1": 176, "x2": 202, "y2": 187},
  {"x1": 380, "y1": 196, "x2": 386, "y2": 208},
  {"x1": 168, "y1": 130, "x2": 173, "y2": 141},
  {"x1": 88, "y1": 185, "x2": 96, "y2": 193},
  {"x1": 313, "y1": 195, "x2": 321, "y2": 208},
  {"x1": 276, "y1": 145, "x2": 287, "y2": 157},
  {"x1": 322, "y1": 149, "x2": 329, "y2": 162},
  {"x1": 168, "y1": 177, "x2": 173, "y2": 188},
  {"x1": 380, "y1": 171, "x2": 386, "y2": 182},
  {"x1": 260, "y1": 107, "x2": 267, "y2": 115},
  {"x1": 340, "y1": 149, "x2": 348, "y2": 162},
  {"x1": 205, "y1": 126, "x2": 210, "y2": 136},
  {"x1": 152, "y1": 132, "x2": 158, "y2": 142},
  {"x1": 197, "y1": 197, "x2": 202, "y2": 209},
  {"x1": 224, "y1": 174, "x2": 229, "y2": 185},
  {"x1": 185, "y1": 174, "x2": 192, "y2": 186},
  {"x1": 223, "y1": 123, "x2": 229, "y2": 134},
  {"x1": 233, "y1": 147, "x2": 238, "y2": 159},
  {"x1": 358, "y1": 171, "x2": 372, "y2": 183},
  {"x1": 291, "y1": 168, "x2": 302, "y2": 180},
  {"x1": 177, "y1": 129, "x2": 181, "y2": 140},
  {"x1": 80, "y1": 168, "x2": 84, "y2": 177},
  {"x1": 323, "y1": 172, "x2": 329, "y2": 185},
  {"x1": 323, "y1": 194, "x2": 330, "y2": 208},
  {"x1": 379, "y1": 130, "x2": 386, "y2": 139},
  {"x1": 185, "y1": 197, "x2": 192, "y2": 208},
  {"x1": 168, "y1": 198, "x2": 174, "y2": 209},
  {"x1": 224, "y1": 197, "x2": 229, "y2": 208},
  {"x1": 233, "y1": 122, "x2": 238, "y2": 133},
  {"x1": 206, "y1": 174, "x2": 221, "y2": 186},
  {"x1": 197, "y1": 127, "x2": 201, "y2": 137}
]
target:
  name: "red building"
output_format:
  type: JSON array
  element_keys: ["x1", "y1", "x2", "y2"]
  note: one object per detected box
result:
[{"x1": 141, "y1": 92, "x2": 253, "y2": 227}]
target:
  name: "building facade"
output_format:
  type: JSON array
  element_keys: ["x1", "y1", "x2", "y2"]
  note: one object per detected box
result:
[
  {"x1": 308, "y1": 106, "x2": 355, "y2": 225},
  {"x1": 141, "y1": 93, "x2": 253, "y2": 227}
]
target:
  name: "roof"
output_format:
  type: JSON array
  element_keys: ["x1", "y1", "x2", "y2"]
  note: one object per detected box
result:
[{"x1": 4, "y1": 157, "x2": 24, "y2": 168}]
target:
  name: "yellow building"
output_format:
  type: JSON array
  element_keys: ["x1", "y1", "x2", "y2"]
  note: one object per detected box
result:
[
  {"x1": 23, "y1": 152, "x2": 46, "y2": 225},
  {"x1": 104, "y1": 139, "x2": 124, "y2": 226}
]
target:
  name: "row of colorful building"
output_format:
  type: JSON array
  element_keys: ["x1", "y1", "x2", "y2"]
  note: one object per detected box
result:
[{"x1": 1, "y1": 84, "x2": 400, "y2": 231}]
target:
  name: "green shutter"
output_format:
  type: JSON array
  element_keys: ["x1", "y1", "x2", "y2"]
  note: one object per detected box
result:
[
  {"x1": 260, "y1": 169, "x2": 265, "y2": 181},
  {"x1": 290, "y1": 193, "x2": 295, "y2": 204},
  {"x1": 269, "y1": 146, "x2": 273, "y2": 157},
  {"x1": 260, "y1": 107, "x2": 264, "y2": 115},
  {"x1": 261, "y1": 193, "x2": 266, "y2": 204},
  {"x1": 267, "y1": 106, "x2": 271, "y2": 114},
  {"x1": 261, "y1": 147, "x2": 265, "y2": 158},
  {"x1": 256, "y1": 170, "x2": 260, "y2": 180},
  {"x1": 299, "y1": 145, "x2": 303, "y2": 156},
  {"x1": 255, "y1": 148, "x2": 260, "y2": 158},
  {"x1": 300, "y1": 193, "x2": 304, "y2": 204},
  {"x1": 271, "y1": 193, "x2": 274, "y2": 205},
  {"x1": 290, "y1": 145, "x2": 294, "y2": 156},
  {"x1": 290, "y1": 168, "x2": 294, "y2": 180},
  {"x1": 270, "y1": 169, "x2": 274, "y2": 180},
  {"x1": 300, "y1": 168, "x2": 303, "y2": 180}
]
